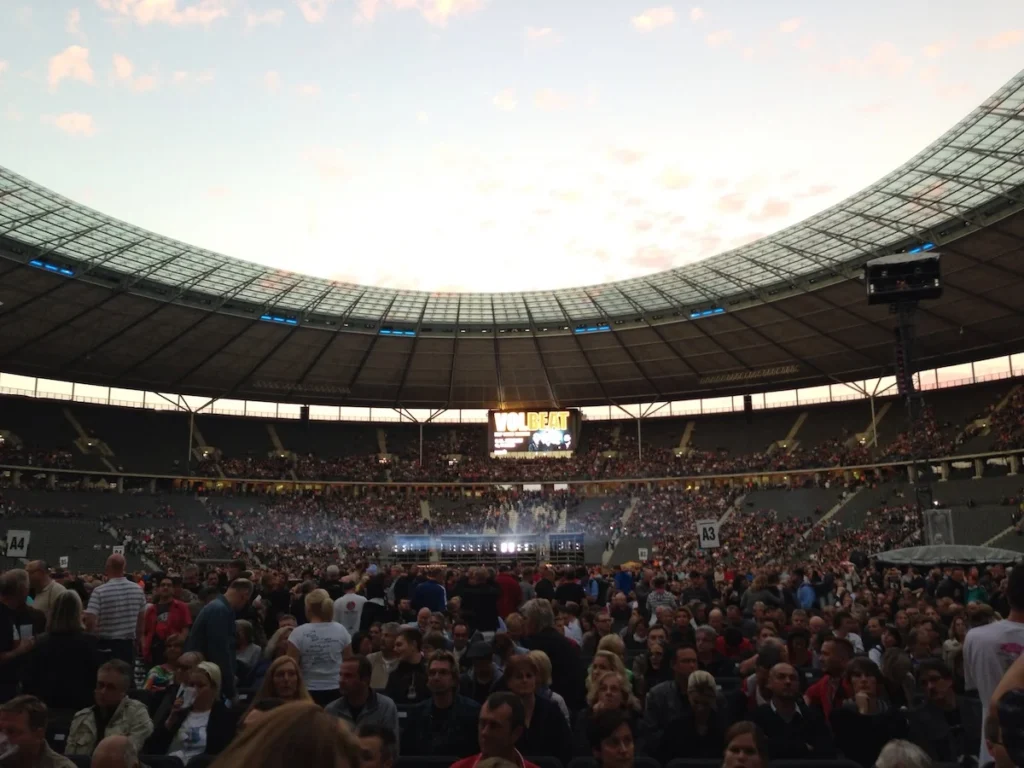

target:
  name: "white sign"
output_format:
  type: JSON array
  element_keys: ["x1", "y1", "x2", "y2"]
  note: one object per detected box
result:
[
  {"x1": 59, "y1": 556, "x2": 69, "y2": 569},
  {"x1": 6, "y1": 530, "x2": 30, "y2": 558},
  {"x1": 637, "y1": 548, "x2": 649, "y2": 561},
  {"x1": 697, "y1": 519, "x2": 721, "y2": 549},
  {"x1": 112, "y1": 545, "x2": 125, "y2": 556}
]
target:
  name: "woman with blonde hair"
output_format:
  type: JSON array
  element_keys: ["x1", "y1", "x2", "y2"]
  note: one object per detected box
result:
[
  {"x1": 210, "y1": 701, "x2": 361, "y2": 768},
  {"x1": 147, "y1": 661, "x2": 237, "y2": 761},
  {"x1": 587, "y1": 650, "x2": 630, "y2": 694},
  {"x1": 573, "y1": 670, "x2": 641, "y2": 757},
  {"x1": 22, "y1": 589, "x2": 99, "y2": 710},
  {"x1": 526, "y1": 650, "x2": 570, "y2": 724},
  {"x1": 287, "y1": 588, "x2": 352, "y2": 706},
  {"x1": 246, "y1": 656, "x2": 312, "y2": 716}
]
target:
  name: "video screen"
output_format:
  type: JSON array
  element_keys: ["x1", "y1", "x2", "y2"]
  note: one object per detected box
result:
[{"x1": 488, "y1": 410, "x2": 579, "y2": 458}]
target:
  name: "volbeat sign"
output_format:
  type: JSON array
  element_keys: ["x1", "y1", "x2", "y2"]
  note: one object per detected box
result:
[
  {"x1": 637, "y1": 548, "x2": 649, "y2": 561},
  {"x1": 696, "y1": 519, "x2": 720, "y2": 549},
  {"x1": 112, "y1": 545, "x2": 125, "y2": 556}
]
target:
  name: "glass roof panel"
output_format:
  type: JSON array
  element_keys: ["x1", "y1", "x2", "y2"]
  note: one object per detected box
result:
[{"x1": 2, "y1": 70, "x2": 1024, "y2": 324}]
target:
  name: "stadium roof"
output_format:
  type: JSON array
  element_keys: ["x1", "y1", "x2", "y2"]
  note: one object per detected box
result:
[{"x1": 1, "y1": 72, "x2": 1024, "y2": 409}]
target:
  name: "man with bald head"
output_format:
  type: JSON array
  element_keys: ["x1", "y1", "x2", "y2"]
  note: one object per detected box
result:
[
  {"x1": 84, "y1": 554, "x2": 147, "y2": 667},
  {"x1": 752, "y1": 663, "x2": 834, "y2": 760},
  {"x1": 91, "y1": 735, "x2": 140, "y2": 768}
]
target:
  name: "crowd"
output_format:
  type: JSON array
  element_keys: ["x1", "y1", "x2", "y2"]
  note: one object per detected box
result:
[
  {"x1": 185, "y1": 407, "x2": 998, "y2": 484},
  {"x1": 0, "y1": 536, "x2": 1021, "y2": 768}
]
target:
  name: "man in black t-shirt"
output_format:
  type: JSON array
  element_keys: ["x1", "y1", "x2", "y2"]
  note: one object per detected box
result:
[
  {"x1": 554, "y1": 568, "x2": 586, "y2": 605},
  {"x1": 0, "y1": 570, "x2": 42, "y2": 701}
]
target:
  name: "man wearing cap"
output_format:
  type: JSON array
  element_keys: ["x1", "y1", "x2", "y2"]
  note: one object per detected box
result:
[{"x1": 459, "y1": 642, "x2": 500, "y2": 706}]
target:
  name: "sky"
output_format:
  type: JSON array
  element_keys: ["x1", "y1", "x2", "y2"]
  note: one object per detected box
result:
[{"x1": 1, "y1": 1, "x2": 1023, "y2": 294}]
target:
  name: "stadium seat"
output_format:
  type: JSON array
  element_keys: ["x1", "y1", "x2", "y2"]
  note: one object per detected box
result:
[
  {"x1": 574, "y1": 759, "x2": 660, "y2": 768},
  {"x1": 140, "y1": 757, "x2": 184, "y2": 768},
  {"x1": 45, "y1": 710, "x2": 76, "y2": 754},
  {"x1": 128, "y1": 688, "x2": 154, "y2": 709},
  {"x1": 526, "y1": 757, "x2": 564, "y2": 768},
  {"x1": 666, "y1": 760, "x2": 720, "y2": 768},
  {"x1": 396, "y1": 757, "x2": 459, "y2": 768},
  {"x1": 715, "y1": 677, "x2": 742, "y2": 692}
]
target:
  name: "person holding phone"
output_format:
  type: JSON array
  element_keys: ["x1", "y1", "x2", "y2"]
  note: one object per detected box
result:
[{"x1": 145, "y1": 661, "x2": 237, "y2": 762}]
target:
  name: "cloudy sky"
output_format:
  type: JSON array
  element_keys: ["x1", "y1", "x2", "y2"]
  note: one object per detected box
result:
[{"x1": 1, "y1": 0, "x2": 1023, "y2": 293}]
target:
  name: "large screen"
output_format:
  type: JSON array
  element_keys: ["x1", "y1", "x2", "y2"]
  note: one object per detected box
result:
[{"x1": 488, "y1": 409, "x2": 579, "y2": 458}]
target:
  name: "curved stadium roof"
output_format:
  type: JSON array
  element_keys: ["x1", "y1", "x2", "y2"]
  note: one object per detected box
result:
[{"x1": 1, "y1": 72, "x2": 1024, "y2": 409}]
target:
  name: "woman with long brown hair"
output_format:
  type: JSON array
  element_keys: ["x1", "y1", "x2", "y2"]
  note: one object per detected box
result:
[
  {"x1": 210, "y1": 701, "x2": 361, "y2": 768},
  {"x1": 246, "y1": 656, "x2": 312, "y2": 715}
]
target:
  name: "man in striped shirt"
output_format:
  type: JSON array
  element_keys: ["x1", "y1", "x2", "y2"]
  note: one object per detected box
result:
[{"x1": 84, "y1": 555, "x2": 147, "y2": 668}]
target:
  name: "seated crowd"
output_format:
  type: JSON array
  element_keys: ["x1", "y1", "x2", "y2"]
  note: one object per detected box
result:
[{"x1": 0, "y1": 527, "x2": 1018, "y2": 768}]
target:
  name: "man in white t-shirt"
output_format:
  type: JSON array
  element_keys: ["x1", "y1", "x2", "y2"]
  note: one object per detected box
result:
[
  {"x1": 334, "y1": 580, "x2": 367, "y2": 636},
  {"x1": 964, "y1": 566, "x2": 1024, "y2": 766}
]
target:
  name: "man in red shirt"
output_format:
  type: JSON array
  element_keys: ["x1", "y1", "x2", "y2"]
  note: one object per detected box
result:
[
  {"x1": 495, "y1": 566, "x2": 522, "y2": 620},
  {"x1": 450, "y1": 692, "x2": 539, "y2": 768},
  {"x1": 142, "y1": 574, "x2": 192, "y2": 665},
  {"x1": 804, "y1": 636, "x2": 853, "y2": 720}
]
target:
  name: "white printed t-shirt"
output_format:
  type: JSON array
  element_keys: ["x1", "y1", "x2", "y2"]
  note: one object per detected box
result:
[
  {"x1": 964, "y1": 618, "x2": 1024, "y2": 765},
  {"x1": 288, "y1": 620, "x2": 352, "y2": 690}
]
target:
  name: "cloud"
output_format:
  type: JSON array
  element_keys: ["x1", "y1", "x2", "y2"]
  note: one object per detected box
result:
[
  {"x1": 353, "y1": 0, "x2": 378, "y2": 22},
  {"x1": 5, "y1": 105, "x2": 24, "y2": 122},
  {"x1": 416, "y1": 111, "x2": 429, "y2": 124},
  {"x1": 416, "y1": 0, "x2": 482, "y2": 27},
  {"x1": 96, "y1": 0, "x2": 230, "y2": 26},
  {"x1": 492, "y1": 88, "x2": 517, "y2": 111},
  {"x1": 297, "y1": 83, "x2": 321, "y2": 96},
  {"x1": 67, "y1": 8, "x2": 84, "y2": 37},
  {"x1": 631, "y1": 246, "x2": 674, "y2": 270},
  {"x1": 526, "y1": 26, "x2": 559, "y2": 43},
  {"x1": 837, "y1": 42, "x2": 912, "y2": 78},
  {"x1": 303, "y1": 147, "x2": 348, "y2": 179},
  {"x1": 0, "y1": 61, "x2": 7, "y2": 78},
  {"x1": 132, "y1": 74, "x2": 158, "y2": 91},
  {"x1": 715, "y1": 192, "x2": 746, "y2": 214},
  {"x1": 112, "y1": 54, "x2": 158, "y2": 92},
  {"x1": 112, "y1": 53, "x2": 133, "y2": 81},
  {"x1": 264, "y1": 70, "x2": 282, "y2": 92},
  {"x1": 533, "y1": 88, "x2": 569, "y2": 111},
  {"x1": 631, "y1": 6, "x2": 675, "y2": 32},
  {"x1": 749, "y1": 198, "x2": 791, "y2": 222},
  {"x1": 247, "y1": 8, "x2": 285, "y2": 26},
  {"x1": 296, "y1": 0, "x2": 332, "y2": 22},
  {"x1": 922, "y1": 40, "x2": 954, "y2": 58},
  {"x1": 689, "y1": 7, "x2": 704, "y2": 22},
  {"x1": 659, "y1": 167, "x2": 691, "y2": 190},
  {"x1": 796, "y1": 183, "x2": 836, "y2": 199},
  {"x1": 778, "y1": 17, "x2": 803, "y2": 33},
  {"x1": 206, "y1": 185, "x2": 231, "y2": 198},
  {"x1": 796, "y1": 34, "x2": 816, "y2": 50},
  {"x1": 48, "y1": 46, "x2": 94, "y2": 89},
  {"x1": 46, "y1": 112, "x2": 96, "y2": 136},
  {"x1": 351, "y1": 0, "x2": 482, "y2": 26},
  {"x1": 608, "y1": 147, "x2": 644, "y2": 165},
  {"x1": 706, "y1": 29, "x2": 732, "y2": 47},
  {"x1": 975, "y1": 29, "x2": 1024, "y2": 51}
]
